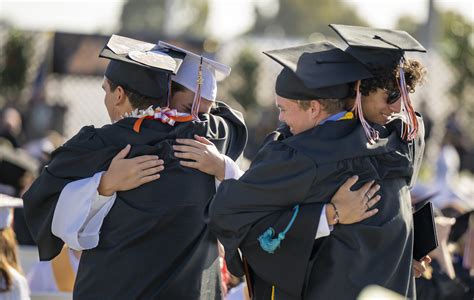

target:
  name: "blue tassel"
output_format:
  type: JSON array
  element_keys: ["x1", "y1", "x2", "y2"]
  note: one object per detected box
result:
[
  {"x1": 258, "y1": 205, "x2": 300, "y2": 254},
  {"x1": 258, "y1": 228, "x2": 286, "y2": 254}
]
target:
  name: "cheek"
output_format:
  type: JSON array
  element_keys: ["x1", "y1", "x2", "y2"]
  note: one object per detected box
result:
[{"x1": 389, "y1": 100, "x2": 402, "y2": 113}]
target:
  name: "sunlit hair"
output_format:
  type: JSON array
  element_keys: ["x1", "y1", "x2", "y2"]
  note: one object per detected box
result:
[
  {"x1": 353, "y1": 59, "x2": 426, "y2": 97},
  {"x1": 295, "y1": 99, "x2": 344, "y2": 114},
  {"x1": 0, "y1": 227, "x2": 21, "y2": 292}
]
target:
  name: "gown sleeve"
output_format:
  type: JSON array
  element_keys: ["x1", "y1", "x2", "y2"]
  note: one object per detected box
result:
[{"x1": 52, "y1": 172, "x2": 116, "y2": 250}]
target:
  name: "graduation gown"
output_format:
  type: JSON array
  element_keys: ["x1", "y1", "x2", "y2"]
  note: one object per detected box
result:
[
  {"x1": 208, "y1": 116, "x2": 424, "y2": 300},
  {"x1": 23, "y1": 102, "x2": 247, "y2": 300}
]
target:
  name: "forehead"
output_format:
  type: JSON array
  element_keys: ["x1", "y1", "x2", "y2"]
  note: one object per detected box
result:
[{"x1": 275, "y1": 95, "x2": 296, "y2": 106}]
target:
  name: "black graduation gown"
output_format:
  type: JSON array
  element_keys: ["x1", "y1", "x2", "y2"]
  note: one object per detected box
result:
[
  {"x1": 208, "y1": 117, "x2": 425, "y2": 300},
  {"x1": 23, "y1": 102, "x2": 247, "y2": 300}
]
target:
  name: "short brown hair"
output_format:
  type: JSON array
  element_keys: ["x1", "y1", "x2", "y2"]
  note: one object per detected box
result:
[
  {"x1": 295, "y1": 99, "x2": 345, "y2": 114},
  {"x1": 107, "y1": 78, "x2": 167, "y2": 109}
]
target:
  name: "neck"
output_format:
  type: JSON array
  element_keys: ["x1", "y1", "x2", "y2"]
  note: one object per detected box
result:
[{"x1": 314, "y1": 110, "x2": 332, "y2": 126}]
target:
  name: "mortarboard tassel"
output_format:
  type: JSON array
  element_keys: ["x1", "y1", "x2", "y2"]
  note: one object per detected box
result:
[
  {"x1": 352, "y1": 80, "x2": 379, "y2": 144},
  {"x1": 258, "y1": 205, "x2": 299, "y2": 254},
  {"x1": 166, "y1": 74, "x2": 172, "y2": 108},
  {"x1": 191, "y1": 57, "x2": 204, "y2": 120},
  {"x1": 397, "y1": 58, "x2": 419, "y2": 141}
]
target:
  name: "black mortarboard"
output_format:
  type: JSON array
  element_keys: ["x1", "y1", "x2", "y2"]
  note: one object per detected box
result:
[
  {"x1": 329, "y1": 24, "x2": 426, "y2": 68},
  {"x1": 264, "y1": 41, "x2": 373, "y2": 100},
  {"x1": 99, "y1": 35, "x2": 185, "y2": 99}
]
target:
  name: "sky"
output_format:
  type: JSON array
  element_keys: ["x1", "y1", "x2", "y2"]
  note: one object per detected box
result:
[{"x1": 0, "y1": 0, "x2": 472, "y2": 40}]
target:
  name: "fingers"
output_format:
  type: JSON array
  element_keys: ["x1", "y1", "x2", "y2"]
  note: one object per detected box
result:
[
  {"x1": 341, "y1": 175, "x2": 359, "y2": 190},
  {"x1": 138, "y1": 159, "x2": 164, "y2": 170},
  {"x1": 174, "y1": 151, "x2": 199, "y2": 161},
  {"x1": 358, "y1": 180, "x2": 376, "y2": 197},
  {"x1": 360, "y1": 208, "x2": 379, "y2": 220},
  {"x1": 367, "y1": 195, "x2": 381, "y2": 208},
  {"x1": 141, "y1": 166, "x2": 164, "y2": 177},
  {"x1": 423, "y1": 256, "x2": 432, "y2": 264},
  {"x1": 365, "y1": 183, "x2": 381, "y2": 199},
  {"x1": 132, "y1": 155, "x2": 160, "y2": 164},
  {"x1": 139, "y1": 173, "x2": 161, "y2": 184},
  {"x1": 179, "y1": 160, "x2": 200, "y2": 169},
  {"x1": 113, "y1": 144, "x2": 131, "y2": 161},
  {"x1": 412, "y1": 260, "x2": 426, "y2": 278},
  {"x1": 194, "y1": 135, "x2": 213, "y2": 145},
  {"x1": 175, "y1": 138, "x2": 206, "y2": 149},
  {"x1": 173, "y1": 145, "x2": 204, "y2": 155}
]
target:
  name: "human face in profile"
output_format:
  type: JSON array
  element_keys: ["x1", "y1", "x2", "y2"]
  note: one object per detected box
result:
[
  {"x1": 276, "y1": 96, "x2": 316, "y2": 135},
  {"x1": 170, "y1": 88, "x2": 213, "y2": 114},
  {"x1": 361, "y1": 88, "x2": 402, "y2": 125}
]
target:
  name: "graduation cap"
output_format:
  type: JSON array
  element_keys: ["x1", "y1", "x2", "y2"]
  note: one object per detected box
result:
[
  {"x1": 329, "y1": 24, "x2": 426, "y2": 68},
  {"x1": 157, "y1": 41, "x2": 231, "y2": 118},
  {"x1": 329, "y1": 24, "x2": 426, "y2": 143},
  {"x1": 158, "y1": 41, "x2": 231, "y2": 101},
  {"x1": 0, "y1": 194, "x2": 23, "y2": 229},
  {"x1": 263, "y1": 41, "x2": 373, "y2": 100},
  {"x1": 99, "y1": 35, "x2": 185, "y2": 99}
]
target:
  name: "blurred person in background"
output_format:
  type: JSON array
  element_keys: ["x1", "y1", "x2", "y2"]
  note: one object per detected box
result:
[
  {"x1": 0, "y1": 195, "x2": 29, "y2": 300},
  {"x1": 0, "y1": 107, "x2": 23, "y2": 149},
  {"x1": 415, "y1": 208, "x2": 474, "y2": 299},
  {"x1": 0, "y1": 120, "x2": 39, "y2": 246}
]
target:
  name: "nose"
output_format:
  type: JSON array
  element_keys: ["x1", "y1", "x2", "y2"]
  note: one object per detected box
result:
[
  {"x1": 388, "y1": 99, "x2": 402, "y2": 113},
  {"x1": 278, "y1": 112, "x2": 284, "y2": 122}
]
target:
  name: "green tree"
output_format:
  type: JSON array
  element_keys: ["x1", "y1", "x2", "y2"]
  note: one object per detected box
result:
[
  {"x1": 251, "y1": 0, "x2": 367, "y2": 38},
  {"x1": 119, "y1": 0, "x2": 209, "y2": 37},
  {"x1": 438, "y1": 12, "x2": 473, "y2": 106},
  {"x1": 0, "y1": 30, "x2": 31, "y2": 104},
  {"x1": 227, "y1": 47, "x2": 260, "y2": 110},
  {"x1": 398, "y1": 11, "x2": 474, "y2": 130}
]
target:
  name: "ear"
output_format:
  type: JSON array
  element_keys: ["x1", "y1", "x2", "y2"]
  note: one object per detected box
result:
[
  {"x1": 114, "y1": 86, "x2": 128, "y2": 106},
  {"x1": 310, "y1": 100, "x2": 321, "y2": 118}
]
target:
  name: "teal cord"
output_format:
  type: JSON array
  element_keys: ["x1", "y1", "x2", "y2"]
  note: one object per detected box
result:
[{"x1": 258, "y1": 205, "x2": 300, "y2": 254}]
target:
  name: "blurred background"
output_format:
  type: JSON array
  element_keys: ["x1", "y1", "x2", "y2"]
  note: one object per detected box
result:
[{"x1": 0, "y1": 0, "x2": 473, "y2": 298}]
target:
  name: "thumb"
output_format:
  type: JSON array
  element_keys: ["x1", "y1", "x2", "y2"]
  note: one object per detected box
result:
[
  {"x1": 194, "y1": 135, "x2": 213, "y2": 146},
  {"x1": 113, "y1": 144, "x2": 131, "y2": 161}
]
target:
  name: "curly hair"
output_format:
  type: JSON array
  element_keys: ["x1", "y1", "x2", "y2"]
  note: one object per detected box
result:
[{"x1": 351, "y1": 59, "x2": 426, "y2": 97}]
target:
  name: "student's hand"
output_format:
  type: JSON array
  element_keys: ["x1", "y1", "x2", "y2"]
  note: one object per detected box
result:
[
  {"x1": 174, "y1": 135, "x2": 226, "y2": 181},
  {"x1": 327, "y1": 176, "x2": 381, "y2": 225},
  {"x1": 98, "y1": 144, "x2": 164, "y2": 196},
  {"x1": 413, "y1": 256, "x2": 431, "y2": 278}
]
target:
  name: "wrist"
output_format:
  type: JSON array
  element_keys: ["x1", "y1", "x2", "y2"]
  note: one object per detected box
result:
[
  {"x1": 214, "y1": 155, "x2": 226, "y2": 181},
  {"x1": 326, "y1": 203, "x2": 339, "y2": 226},
  {"x1": 98, "y1": 171, "x2": 115, "y2": 196}
]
